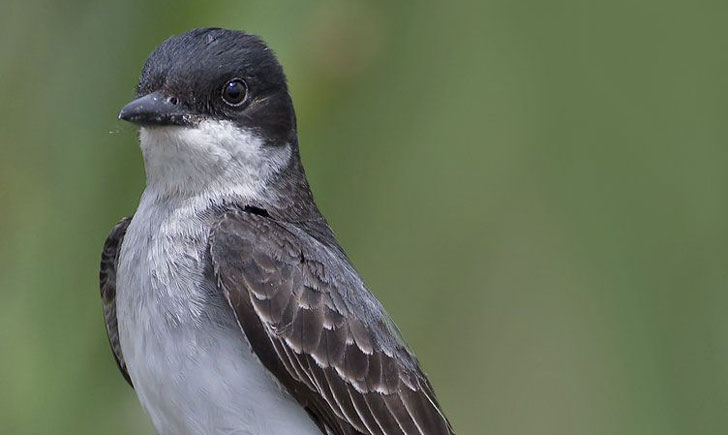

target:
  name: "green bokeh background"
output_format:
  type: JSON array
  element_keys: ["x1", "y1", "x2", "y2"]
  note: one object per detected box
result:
[{"x1": 1, "y1": 1, "x2": 726, "y2": 434}]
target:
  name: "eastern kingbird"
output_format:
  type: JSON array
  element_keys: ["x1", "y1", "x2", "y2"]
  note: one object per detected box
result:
[{"x1": 100, "y1": 28, "x2": 454, "y2": 435}]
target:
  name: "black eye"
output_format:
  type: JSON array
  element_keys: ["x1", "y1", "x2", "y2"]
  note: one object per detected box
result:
[{"x1": 221, "y1": 79, "x2": 247, "y2": 106}]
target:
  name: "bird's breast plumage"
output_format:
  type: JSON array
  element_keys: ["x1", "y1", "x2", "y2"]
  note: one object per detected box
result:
[{"x1": 115, "y1": 190, "x2": 322, "y2": 435}]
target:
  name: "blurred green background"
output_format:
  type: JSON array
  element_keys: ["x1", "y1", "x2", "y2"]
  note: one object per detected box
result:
[{"x1": 0, "y1": 0, "x2": 726, "y2": 434}]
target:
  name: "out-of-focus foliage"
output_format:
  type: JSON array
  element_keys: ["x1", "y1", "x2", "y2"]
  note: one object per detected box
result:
[{"x1": 1, "y1": 0, "x2": 726, "y2": 434}]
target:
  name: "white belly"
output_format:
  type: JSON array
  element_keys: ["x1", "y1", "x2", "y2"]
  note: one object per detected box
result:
[{"x1": 116, "y1": 199, "x2": 321, "y2": 435}]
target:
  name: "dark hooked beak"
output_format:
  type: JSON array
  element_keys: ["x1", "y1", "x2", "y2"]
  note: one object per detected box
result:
[{"x1": 118, "y1": 91, "x2": 192, "y2": 126}]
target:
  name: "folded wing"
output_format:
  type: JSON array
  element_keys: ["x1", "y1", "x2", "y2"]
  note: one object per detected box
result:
[
  {"x1": 99, "y1": 217, "x2": 133, "y2": 388},
  {"x1": 210, "y1": 210, "x2": 454, "y2": 435}
]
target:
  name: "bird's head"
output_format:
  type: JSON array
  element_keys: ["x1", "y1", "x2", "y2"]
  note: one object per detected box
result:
[{"x1": 119, "y1": 28, "x2": 298, "y2": 198}]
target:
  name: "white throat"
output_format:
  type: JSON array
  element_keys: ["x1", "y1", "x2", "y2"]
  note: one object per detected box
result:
[{"x1": 139, "y1": 120, "x2": 291, "y2": 202}]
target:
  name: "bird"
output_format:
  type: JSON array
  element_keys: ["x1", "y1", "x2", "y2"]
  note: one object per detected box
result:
[{"x1": 100, "y1": 27, "x2": 454, "y2": 435}]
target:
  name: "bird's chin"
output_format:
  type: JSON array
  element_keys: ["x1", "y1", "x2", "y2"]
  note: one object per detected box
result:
[
  {"x1": 139, "y1": 120, "x2": 254, "y2": 158},
  {"x1": 138, "y1": 120, "x2": 292, "y2": 199}
]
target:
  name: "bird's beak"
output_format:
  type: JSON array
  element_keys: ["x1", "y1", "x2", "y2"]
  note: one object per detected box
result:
[{"x1": 118, "y1": 91, "x2": 193, "y2": 126}]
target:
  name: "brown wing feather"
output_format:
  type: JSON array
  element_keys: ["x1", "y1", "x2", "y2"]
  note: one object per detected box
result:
[
  {"x1": 99, "y1": 217, "x2": 133, "y2": 388},
  {"x1": 210, "y1": 210, "x2": 454, "y2": 435}
]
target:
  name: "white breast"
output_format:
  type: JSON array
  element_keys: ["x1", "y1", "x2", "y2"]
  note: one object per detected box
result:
[{"x1": 116, "y1": 192, "x2": 321, "y2": 435}]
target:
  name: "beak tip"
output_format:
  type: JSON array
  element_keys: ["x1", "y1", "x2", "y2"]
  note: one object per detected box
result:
[{"x1": 118, "y1": 105, "x2": 133, "y2": 122}]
